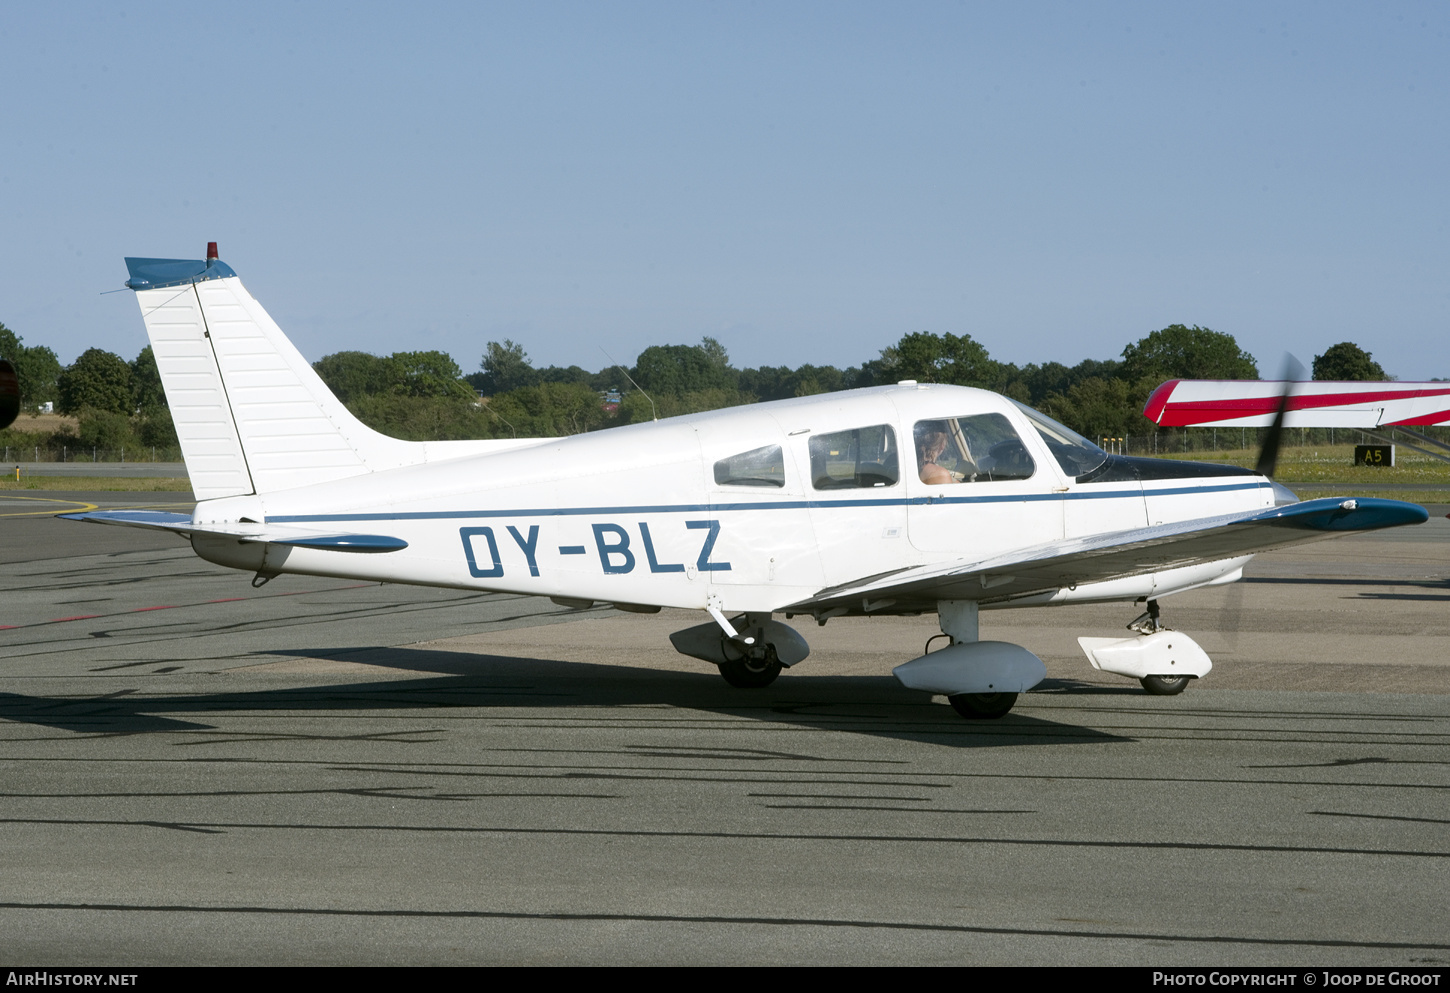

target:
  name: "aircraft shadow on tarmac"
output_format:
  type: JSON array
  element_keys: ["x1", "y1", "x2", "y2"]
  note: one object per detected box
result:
[
  {"x1": 0, "y1": 646, "x2": 1131, "y2": 748},
  {"x1": 1245, "y1": 576, "x2": 1450, "y2": 591}
]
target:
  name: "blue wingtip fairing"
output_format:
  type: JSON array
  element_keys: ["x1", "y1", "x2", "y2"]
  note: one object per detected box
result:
[
  {"x1": 124, "y1": 256, "x2": 238, "y2": 291},
  {"x1": 276, "y1": 534, "x2": 410, "y2": 552},
  {"x1": 1248, "y1": 497, "x2": 1430, "y2": 532}
]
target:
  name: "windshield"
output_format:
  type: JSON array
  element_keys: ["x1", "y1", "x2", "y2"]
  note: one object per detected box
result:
[{"x1": 1011, "y1": 401, "x2": 1110, "y2": 479}]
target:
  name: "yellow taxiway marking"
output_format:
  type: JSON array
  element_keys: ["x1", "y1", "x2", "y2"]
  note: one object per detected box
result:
[{"x1": 0, "y1": 496, "x2": 100, "y2": 517}]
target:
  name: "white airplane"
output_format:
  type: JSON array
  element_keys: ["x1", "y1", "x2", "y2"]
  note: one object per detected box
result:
[
  {"x1": 1146, "y1": 378, "x2": 1450, "y2": 430},
  {"x1": 1146, "y1": 378, "x2": 1450, "y2": 465},
  {"x1": 64, "y1": 246, "x2": 1429, "y2": 719}
]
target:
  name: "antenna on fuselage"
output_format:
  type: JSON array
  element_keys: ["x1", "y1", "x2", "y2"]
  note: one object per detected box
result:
[{"x1": 599, "y1": 345, "x2": 657, "y2": 422}]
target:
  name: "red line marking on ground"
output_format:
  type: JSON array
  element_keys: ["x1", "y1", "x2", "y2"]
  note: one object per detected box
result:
[
  {"x1": 47, "y1": 615, "x2": 101, "y2": 623},
  {"x1": 258, "y1": 584, "x2": 375, "y2": 598},
  {"x1": 0, "y1": 625, "x2": 17, "y2": 630}
]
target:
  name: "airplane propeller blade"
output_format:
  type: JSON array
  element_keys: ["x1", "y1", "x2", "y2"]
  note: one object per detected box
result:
[
  {"x1": 1220, "y1": 565, "x2": 1247, "y2": 656},
  {"x1": 1253, "y1": 355, "x2": 1305, "y2": 478},
  {"x1": 0, "y1": 358, "x2": 19, "y2": 431}
]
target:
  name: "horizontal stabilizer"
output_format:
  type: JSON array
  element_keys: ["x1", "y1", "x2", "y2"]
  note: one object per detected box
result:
[{"x1": 59, "y1": 510, "x2": 408, "y2": 553}]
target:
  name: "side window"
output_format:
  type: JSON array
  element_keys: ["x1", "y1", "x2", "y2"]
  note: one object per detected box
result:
[
  {"x1": 809, "y1": 425, "x2": 899, "y2": 490},
  {"x1": 714, "y1": 445, "x2": 786, "y2": 488},
  {"x1": 914, "y1": 414, "x2": 1035, "y2": 484}
]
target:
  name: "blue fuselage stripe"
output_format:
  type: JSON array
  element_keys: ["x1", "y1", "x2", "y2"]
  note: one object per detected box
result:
[{"x1": 268, "y1": 481, "x2": 1268, "y2": 526}]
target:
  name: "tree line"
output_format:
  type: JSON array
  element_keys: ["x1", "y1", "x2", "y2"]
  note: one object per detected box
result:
[
  {"x1": 1, "y1": 322, "x2": 177, "y2": 456},
  {"x1": 301, "y1": 325, "x2": 1390, "y2": 443},
  {"x1": 0, "y1": 315, "x2": 1394, "y2": 455}
]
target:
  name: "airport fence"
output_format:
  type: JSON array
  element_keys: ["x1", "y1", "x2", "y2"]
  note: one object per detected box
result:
[
  {"x1": 1098, "y1": 425, "x2": 1450, "y2": 459},
  {"x1": 6, "y1": 428, "x2": 1449, "y2": 467},
  {"x1": 3, "y1": 446, "x2": 183, "y2": 464}
]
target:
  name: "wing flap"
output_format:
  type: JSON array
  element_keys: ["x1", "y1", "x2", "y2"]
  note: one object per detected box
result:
[
  {"x1": 59, "y1": 510, "x2": 408, "y2": 552},
  {"x1": 792, "y1": 497, "x2": 1427, "y2": 612}
]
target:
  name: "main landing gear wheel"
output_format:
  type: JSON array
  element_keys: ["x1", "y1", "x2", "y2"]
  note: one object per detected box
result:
[
  {"x1": 947, "y1": 692, "x2": 1018, "y2": 719},
  {"x1": 1140, "y1": 675, "x2": 1191, "y2": 696},
  {"x1": 717, "y1": 643, "x2": 783, "y2": 689}
]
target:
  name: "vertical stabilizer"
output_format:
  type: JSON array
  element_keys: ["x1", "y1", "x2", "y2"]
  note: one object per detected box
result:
[
  {"x1": 128, "y1": 264, "x2": 255, "y2": 499},
  {"x1": 125, "y1": 251, "x2": 542, "y2": 500}
]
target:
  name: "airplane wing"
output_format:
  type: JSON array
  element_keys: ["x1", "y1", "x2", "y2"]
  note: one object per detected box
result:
[
  {"x1": 58, "y1": 510, "x2": 408, "y2": 552},
  {"x1": 789, "y1": 497, "x2": 1428, "y2": 613},
  {"x1": 1144, "y1": 379, "x2": 1450, "y2": 428}
]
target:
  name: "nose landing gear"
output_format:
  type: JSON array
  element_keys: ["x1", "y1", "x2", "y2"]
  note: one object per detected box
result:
[
  {"x1": 1139, "y1": 674, "x2": 1192, "y2": 696},
  {"x1": 1077, "y1": 598, "x2": 1214, "y2": 695}
]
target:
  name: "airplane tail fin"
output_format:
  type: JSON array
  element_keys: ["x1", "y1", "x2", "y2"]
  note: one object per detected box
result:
[{"x1": 125, "y1": 248, "x2": 534, "y2": 500}]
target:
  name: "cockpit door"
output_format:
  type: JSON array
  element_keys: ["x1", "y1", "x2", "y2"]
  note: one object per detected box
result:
[{"x1": 902, "y1": 407, "x2": 1065, "y2": 558}]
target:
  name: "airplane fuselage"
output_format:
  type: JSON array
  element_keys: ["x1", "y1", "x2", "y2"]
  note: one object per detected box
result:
[{"x1": 189, "y1": 384, "x2": 1272, "y2": 615}]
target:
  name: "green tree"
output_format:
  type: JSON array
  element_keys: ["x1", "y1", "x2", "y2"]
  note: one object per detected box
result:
[
  {"x1": 537, "y1": 364, "x2": 594, "y2": 386},
  {"x1": 316, "y1": 350, "x2": 476, "y2": 402},
  {"x1": 136, "y1": 406, "x2": 180, "y2": 450},
  {"x1": 0, "y1": 321, "x2": 62, "y2": 410},
  {"x1": 877, "y1": 331, "x2": 999, "y2": 386},
  {"x1": 75, "y1": 409, "x2": 136, "y2": 453},
  {"x1": 1038, "y1": 377, "x2": 1139, "y2": 440},
  {"x1": 1120, "y1": 324, "x2": 1259, "y2": 382},
  {"x1": 130, "y1": 345, "x2": 167, "y2": 412},
  {"x1": 489, "y1": 382, "x2": 615, "y2": 436},
  {"x1": 314, "y1": 351, "x2": 401, "y2": 402},
  {"x1": 699, "y1": 336, "x2": 730, "y2": 372},
  {"x1": 1312, "y1": 342, "x2": 1387, "y2": 381},
  {"x1": 632, "y1": 339, "x2": 738, "y2": 396},
  {"x1": 346, "y1": 394, "x2": 497, "y2": 441},
  {"x1": 390, "y1": 351, "x2": 476, "y2": 400},
  {"x1": 478, "y1": 340, "x2": 539, "y2": 395},
  {"x1": 57, "y1": 348, "x2": 133, "y2": 415}
]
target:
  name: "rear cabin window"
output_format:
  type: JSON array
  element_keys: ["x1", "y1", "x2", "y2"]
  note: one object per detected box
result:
[
  {"x1": 809, "y1": 425, "x2": 899, "y2": 490},
  {"x1": 914, "y1": 414, "x2": 1036, "y2": 484},
  {"x1": 714, "y1": 445, "x2": 786, "y2": 487}
]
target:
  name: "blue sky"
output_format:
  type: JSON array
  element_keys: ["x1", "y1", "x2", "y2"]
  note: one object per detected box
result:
[{"x1": 1, "y1": 1, "x2": 1445, "y2": 380}]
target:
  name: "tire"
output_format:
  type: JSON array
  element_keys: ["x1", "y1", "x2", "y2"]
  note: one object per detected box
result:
[
  {"x1": 1140, "y1": 675, "x2": 1191, "y2": 696},
  {"x1": 718, "y1": 646, "x2": 783, "y2": 688},
  {"x1": 947, "y1": 692, "x2": 1018, "y2": 719}
]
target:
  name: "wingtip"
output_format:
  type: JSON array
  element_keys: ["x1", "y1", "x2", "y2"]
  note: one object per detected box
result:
[{"x1": 1255, "y1": 496, "x2": 1429, "y2": 531}]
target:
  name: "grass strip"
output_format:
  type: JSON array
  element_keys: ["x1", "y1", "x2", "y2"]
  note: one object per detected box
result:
[{"x1": 0, "y1": 476, "x2": 193, "y2": 492}]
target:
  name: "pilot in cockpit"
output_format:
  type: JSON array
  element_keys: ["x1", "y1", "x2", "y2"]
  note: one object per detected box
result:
[{"x1": 915, "y1": 421, "x2": 957, "y2": 485}]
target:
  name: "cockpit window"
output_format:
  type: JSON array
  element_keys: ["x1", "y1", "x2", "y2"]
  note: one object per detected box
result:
[
  {"x1": 809, "y1": 425, "x2": 899, "y2": 489},
  {"x1": 1011, "y1": 401, "x2": 1109, "y2": 479},
  {"x1": 714, "y1": 445, "x2": 785, "y2": 487},
  {"x1": 914, "y1": 414, "x2": 1036, "y2": 484}
]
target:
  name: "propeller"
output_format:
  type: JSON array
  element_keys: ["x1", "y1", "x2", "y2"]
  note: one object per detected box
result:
[
  {"x1": 0, "y1": 358, "x2": 18, "y2": 430},
  {"x1": 1221, "y1": 354, "x2": 1305, "y2": 654},
  {"x1": 1253, "y1": 355, "x2": 1306, "y2": 478}
]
